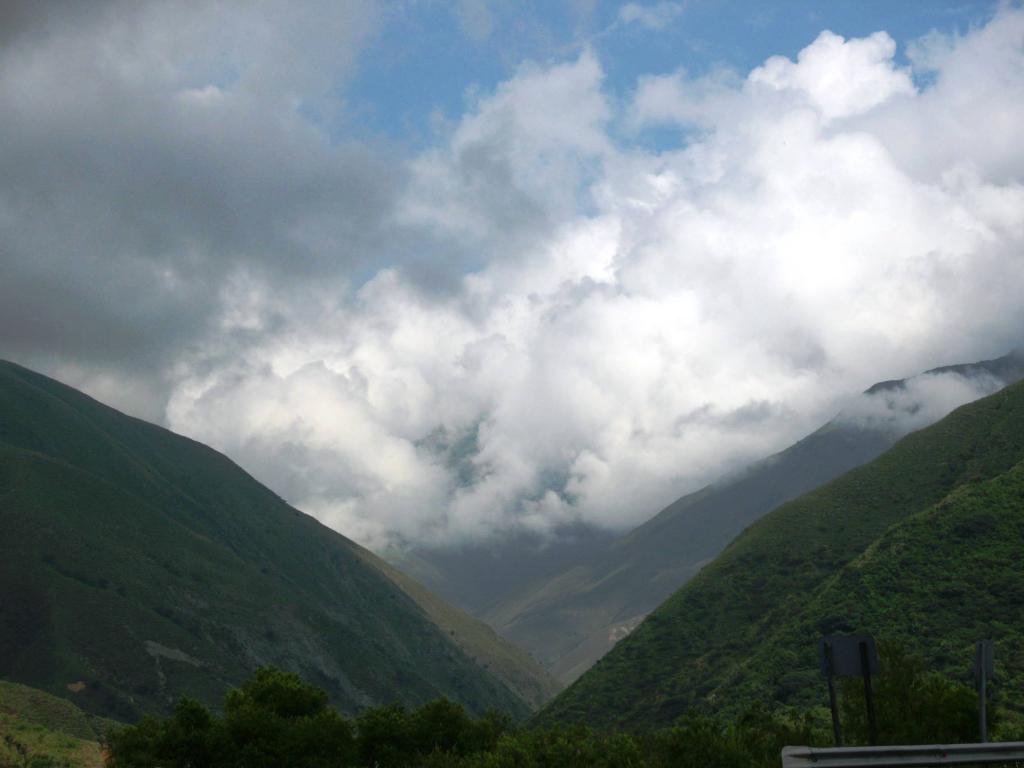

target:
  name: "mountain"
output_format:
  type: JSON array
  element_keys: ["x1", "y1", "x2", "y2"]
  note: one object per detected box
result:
[
  {"x1": 351, "y1": 548, "x2": 561, "y2": 709},
  {"x1": 483, "y1": 352, "x2": 1024, "y2": 683},
  {"x1": 0, "y1": 360, "x2": 554, "y2": 721},
  {"x1": 539, "y1": 376, "x2": 1024, "y2": 728}
]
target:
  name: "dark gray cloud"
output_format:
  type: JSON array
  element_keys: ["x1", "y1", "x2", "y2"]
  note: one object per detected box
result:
[
  {"x1": 0, "y1": 0, "x2": 123, "y2": 48},
  {"x1": 0, "y1": 0, "x2": 391, "y2": 408}
]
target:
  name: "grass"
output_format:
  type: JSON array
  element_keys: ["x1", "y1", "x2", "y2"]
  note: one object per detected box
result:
[
  {"x1": 0, "y1": 681, "x2": 112, "y2": 768},
  {"x1": 0, "y1": 715, "x2": 104, "y2": 768},
  {"x1": 0, "y1": 681, "x2": 118, "y2": 742}
]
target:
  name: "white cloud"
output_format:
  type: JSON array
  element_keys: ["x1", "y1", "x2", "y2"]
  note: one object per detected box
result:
[
  {"x1": 629, "y1": 66, "x2": 741, "y2": 130},
  {"x1": 5, "y1": 3, "x2": 1024, "y2": 550},
  {"x1": 174, "y1": 11, "x2": 1024, "y2": 547},
  {"x1": 617, "y1": 3, "x2": 685, "y2": 31},
  {"x1": 399, "y1": 50, "x2": 610, "y2": 251},
  {"x1": 836, "y1": 370, "x2": 1008, "y2": 435},
  {"x1": 857, "y1": 8, "x2": 1024, "y2": 183},
  {"x1": 748, "y1": 30, "x2": 914, "y2": 122}
]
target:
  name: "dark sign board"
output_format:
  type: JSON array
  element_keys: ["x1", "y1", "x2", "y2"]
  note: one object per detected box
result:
[{"x1": 819, "y1": 635, "x2": 880, "y2": 678}]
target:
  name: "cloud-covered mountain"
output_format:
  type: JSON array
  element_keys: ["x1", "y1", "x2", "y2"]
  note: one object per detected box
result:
[
  {"x1": 471, "y1": 352, "x2": 1024, "y2": 681},
  {"x1": 540, "y1": 371, "x2": 1024, "y2": 728}
]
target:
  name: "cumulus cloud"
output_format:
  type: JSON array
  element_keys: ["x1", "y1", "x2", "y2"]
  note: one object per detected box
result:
[
  {"x1": 858, "y1": 9, "x2": 1024, "y2": 183},
  {"x1": 3, "y1": 4, "x2": 1024, "y2": 549},
  {"x1": 400, "y1": 50, "x2": 611, "y2": 259},
  {"x1": 748, "y1": 30, "x2": 914, "y2": 121}
]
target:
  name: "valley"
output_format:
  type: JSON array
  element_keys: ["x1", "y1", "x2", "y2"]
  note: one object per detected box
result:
[{"x1": 408, "y1": 353, "x2": 1024, "y2": 683}]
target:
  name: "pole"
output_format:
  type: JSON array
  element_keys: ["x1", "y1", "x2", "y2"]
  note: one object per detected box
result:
[
  {"x1": 980, "y1": 669, "x2": 987, "y2": 742},
  {"x1": 860, "y1": 641, "x2": 878, "y2": 746},
  {"x1": 977, "y1": 641, "x2": 989, "y2": 743},
  {"x1": 826, "y1": 642, "x2": 843, "y2": 746}
]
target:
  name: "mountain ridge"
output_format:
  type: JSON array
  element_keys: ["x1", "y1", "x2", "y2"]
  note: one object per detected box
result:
[
  {"x1": 539, "y1": 375, "x2": 1024, "y2": 727},
  {"x1": 0, "y1": 359, "x2": 553, "y2": 720}
]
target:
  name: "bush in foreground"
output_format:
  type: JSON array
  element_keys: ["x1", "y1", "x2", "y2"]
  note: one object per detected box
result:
[
  {"x1": 107, "y1": 644, "x2": 1004, "y2": 767},
  {"x1": 105, "y1": 675, "x2": 818, "y2": 768}
]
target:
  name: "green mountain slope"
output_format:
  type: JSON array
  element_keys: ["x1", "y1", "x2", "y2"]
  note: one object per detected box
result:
[
  {"x1": 487, "y1": 352, "x2": 1024, "y2": 683},
  {"x1": 760, "y1": 459, "x2": 1024, "y2": 713},
  {"x1": 0, "y1": 360, "x2": 539, "y2": 721},
  {"x1": 540, "y1": 377, "x2": 1024, "y2": 728},
  {"x1": 352, "y1": 548, "x2": 561, "y2": 709}
]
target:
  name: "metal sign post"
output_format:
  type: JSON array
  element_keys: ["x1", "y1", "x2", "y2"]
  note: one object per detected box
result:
[
  {"x1": 820, "y1": 635, "x2": 880, "y2": 747},
  {"x1": 974, "y1": 640, "x2": 994, "y2": 743},
  {"x1": 823, "y1": 642, "x2": 843, "y2": 746},
  {"x1": 859, "y1": 640, "x2": 878, "y2": 746}
]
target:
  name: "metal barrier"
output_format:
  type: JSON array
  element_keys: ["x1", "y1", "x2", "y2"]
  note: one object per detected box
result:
[{"x1": 781, "y1": 742, "x2": 1024, "y2": 767}]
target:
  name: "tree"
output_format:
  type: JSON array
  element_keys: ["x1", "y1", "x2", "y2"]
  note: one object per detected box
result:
[
  {"x1": 839, "y1": 642, "x2": 981, "y2": 746},
  {"x1": 106, "y1": 668, "x2": 355, "y2": 767}
]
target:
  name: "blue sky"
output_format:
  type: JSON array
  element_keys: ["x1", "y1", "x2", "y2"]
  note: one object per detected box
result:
[{"x1": 342, "y1": 0, "x2": 999, "y2": 149}]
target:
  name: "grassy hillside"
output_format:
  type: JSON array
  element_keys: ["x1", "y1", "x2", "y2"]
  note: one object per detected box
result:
[
  {"x1": 0, "y1": 680, "x2": 115, "y2": 767},
  {"x1": 540, "y1": 377, "x2": 1024, "y2": 728},
  {"x1": 487, "y1": 352, "x2": 1024, "y2": 683},
  {"x1": 0, "y1": 715, "x2": 104, "y2": 768},
  {"x1": 0, "y1": 360, "x2": 533, "y2": 721},
  {"x1": 0, "y1": 680, "x2": 118, "y2": 742}
]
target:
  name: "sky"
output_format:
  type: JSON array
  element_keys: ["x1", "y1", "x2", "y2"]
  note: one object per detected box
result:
[{"x1": 1, "y1": 0, "x2": 1023, "y2": 549}]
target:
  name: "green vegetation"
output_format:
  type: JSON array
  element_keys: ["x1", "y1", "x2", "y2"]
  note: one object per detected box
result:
[
  {"x1": 745, "y1": 460, "x2": 1024, "y2": 724},
  {"x1": 837, "y1": 643, "x2": 982, "y2": 746},
  {"x1": 0, "y1": 682, "x2": 117, "y2": 743},
  {"x1": 541, "y1": 379, "x2": 1024, "y2": 728},
  {"x1": 0, "y1": 717, "x2": 104, "y2": 768},
  {"x1": 0, "y1": 360, "x2": 541, "y2": 721},
  {"x1": 0, "y1": 681, "x2": 113, "y2": 767},
  {"x1": 108, "y1": 652, "x2": 1006, "y2": 767},
  {"x1": 106, "y1": 666, "x2": 815, "y2": 767}
]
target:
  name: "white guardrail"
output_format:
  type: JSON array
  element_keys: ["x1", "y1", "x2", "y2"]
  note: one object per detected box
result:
[{"x1": 781, "y1": 742, "x2": 1024, "y2": 767}]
